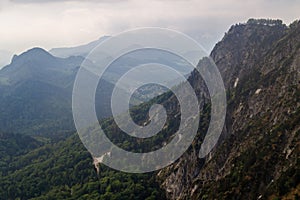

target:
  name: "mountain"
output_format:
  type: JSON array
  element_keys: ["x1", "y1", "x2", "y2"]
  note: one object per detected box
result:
[
  {"x1": 0, "y1": 48, "x2": 84, "y2": 135},
  {"x1": 50, "y1": 36, "x2": 194, "y2": 103},
  {"x1": 0, "y1": 47, "x2": 182, "y2": 135},
  {"x1": 0, "y1": 47, "x2": 121, "y2": 135},
  {"x1": 0, "y1": 48, "x2": 82, "y2": 87},
  {"x1": 157, "y1": 19, "x2": 300, "y2": 199},
  {"x1": 0, "y1": 18, "x2": 299, "y2": 200},
  {"x1": 0, "y1": 46, "x2": 190, "y2": 135},
  {"x1": 49, "y1": 36, "x2": 110, "y2": 58}
]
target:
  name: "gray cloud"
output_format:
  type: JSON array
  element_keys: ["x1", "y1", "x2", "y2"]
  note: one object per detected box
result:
[
  {"x1": 1, "y1": 0, "x2": 299, "y2": 54},
  {"x1": 10, "y1": 0, "x2": 125, "y2": 3}
]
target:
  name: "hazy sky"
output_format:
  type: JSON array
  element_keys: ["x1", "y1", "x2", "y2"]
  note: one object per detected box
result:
[{"x1": 0, "y1": 0, "x2": 300, "y2": 55}]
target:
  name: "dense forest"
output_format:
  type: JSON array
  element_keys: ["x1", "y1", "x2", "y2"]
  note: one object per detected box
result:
[{"x1": 0, "y1": 132, "x2": 166, "y2": 200}]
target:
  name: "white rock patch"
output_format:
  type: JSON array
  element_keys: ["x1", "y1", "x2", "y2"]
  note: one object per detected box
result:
[
  {"x1": 93, "y1": 152, "x2": 111, "y2": 174},
  {"x1": 234, "y1": 78, "x2": 239, "y2": 88},
  {"x1": 255, "y1": 88, "x2": 262, "y2": 94}
]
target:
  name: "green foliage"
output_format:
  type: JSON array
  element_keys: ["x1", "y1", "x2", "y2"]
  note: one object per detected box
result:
[
  {"x1": 0, "y1": 132, "x2": 42, "y2": 175},
  {"x1": 0, "y1": 134, "x2": 166, "y2": 200}
]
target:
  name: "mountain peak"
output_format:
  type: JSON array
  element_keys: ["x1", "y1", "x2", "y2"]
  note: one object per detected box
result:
[
  {"x1": 225, "y1": 19, "x2": 287, "y2": 36},
  {"x1": 210, "y1": 18, "x2": 288, "y2": 89},
  {"x1": 246, "y1": 18, "x2": 284, "y2": 26},
  {"x1": 20, "y1": 47, "x2": 53, "y2": 58},
  {"x1": 12, "y1": 47, "x2": 54, "y2": 64}
]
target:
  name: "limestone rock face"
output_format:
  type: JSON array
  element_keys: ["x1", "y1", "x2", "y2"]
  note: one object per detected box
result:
[{"x1": 158, "y1": 19, "x2": 300, "y2": 200}]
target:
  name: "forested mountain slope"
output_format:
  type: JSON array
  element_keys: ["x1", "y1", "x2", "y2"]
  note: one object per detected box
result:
[{"x1": 0, "y1": 19, "x2": 299, "y2": 200}]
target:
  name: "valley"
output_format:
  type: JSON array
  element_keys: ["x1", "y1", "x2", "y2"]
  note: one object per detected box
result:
[{"x1": 0, "y1": 19, "x2": 299, "y2": 200}]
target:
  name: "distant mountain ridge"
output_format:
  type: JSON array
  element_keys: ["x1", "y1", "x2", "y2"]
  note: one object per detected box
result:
[
  {"x1": 0, "y1": 46, "x2": 190, "y2": 135},
  {"x1": 0, "y1": 47, "x2": 118, "y2": 135},
  {"x1": 51, "y1": 35, "x2": 195, "y2": 106},
  {"x1": 49, "y1": 36, "x2": 110, "y2": 58},
  {"x1": 0, "y1": 48, "x2": 83, "y2": 87},
  {"x1": 0, "y1": 48, "x2": 84, "y2": 135}
]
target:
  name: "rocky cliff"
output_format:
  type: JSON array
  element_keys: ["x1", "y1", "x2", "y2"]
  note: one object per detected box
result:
[{"x1": 158, "y1": 19, "x2": 300, "y2": 200}]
